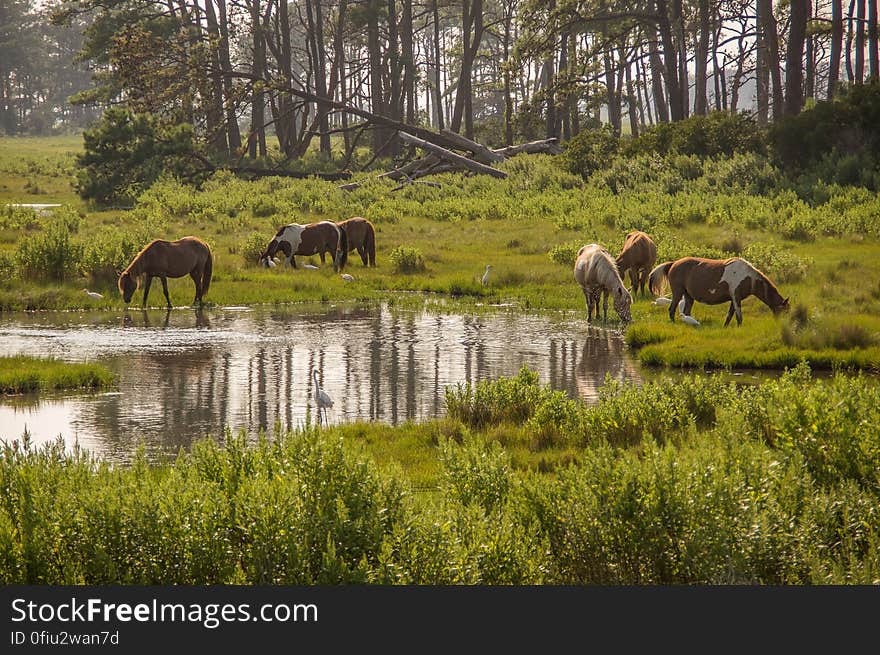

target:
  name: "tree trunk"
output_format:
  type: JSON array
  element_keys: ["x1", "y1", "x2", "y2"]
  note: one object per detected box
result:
[
  {"x1": 368, "y1": 0, "x2": 389, "y2": 156},
  {"x1": 756, "y1": 0, "x2": 769, "y2": 124},
  {"x1": 656, "y1": 0, "x2": 683, "y2": 120},
  {"x1": 870, "y1": 0, "x2": 879, "y2": 79},
  {"x1": 805, "y1": 0, "x2": 815, "y2": 100},
  {"x1": 648, "y1": 27, "x2": 670, "y2": 122},
  {"x1": 216, "y1": 0, "x2": 242, "y2": 152},
  {"x1": 432, "y1": 0, "x2": 444, "y2": 130},
  {"x1": 672, "y1": 0, "x2": 689, "y2": 117},
  {"x1": 401, "y1": 0, "x2": 415, "y2": 124},
  {"x1": 202, "y1": 0, "x2": 229, "y2": 155},
  {"x1": 694, "y1": 0, "x2": 710, "y2": 115},
  {"x1": 623, "y1": 47, "x2": 639, "y2": 137},
  {"x1": 249, "y1": 0, "x2": 267, "y2": 158},
  {"x1": 856, "y1": 0, "x2": 866, "y2": 82},
  {"x1": 786, "y1": 0, "x2": 808, "y2": 115},
  {"x1": 759, "y1": 0, "x2": 784, "y2": 120},
  {"x1": 830, "y1": 0, "x2": 843, "y2": 95},
  {"x1": 503, "y1": 5, "x2": 514, "y2": 145},
  {"x1": 846, "y1": 0, "x2": 856, "y2": 81}
]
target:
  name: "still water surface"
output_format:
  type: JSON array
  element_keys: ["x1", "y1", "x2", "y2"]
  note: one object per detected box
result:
[{"x1": 0, "y1": 304, "x2": 641, "y2": 462}]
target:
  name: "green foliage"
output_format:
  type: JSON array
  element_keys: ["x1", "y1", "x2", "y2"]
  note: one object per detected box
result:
[
  {"x1": 624, "y1": 110, "x2": 766, "y2": 158},
  {"x1": 240, "y1": 232, "x2": 269, "y2": 267},
  {"x1": 770, "y1": 81, "x2": 880, "y2": 188},
  {"x1": 742, "y1": 242, "x2": 813, "y2": 283},
  {"x1": 15, "y1": 209, "x2": 83, "y2": 282},
  {"x1": 560, "y1": 125, "x2": 619, "y2": 179},
  {"x1": 548, "y1": 240, "x2": 582, "y2": 266},
  {"x1": 79, "y1": 225, "x2": 156, "y2": 283},
  {"x1": 439, "y1": 436, "x2": 512, "y2": 513},
  {"x1": 388, "y1": 245, "x2": 426, "y2": 273},
  {"x1": 75, "y1": 108, "x2": 202, "y2": 205}
]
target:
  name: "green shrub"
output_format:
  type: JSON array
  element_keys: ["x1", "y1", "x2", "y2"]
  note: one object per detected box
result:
[
  {"x1": 389, "y1": 245, "x2": 426, "y2": 273},
  {"x1": 16, "y1": 212, "x2": 83, "y2": 282},
  {"x1": 240, "y1": 232, "x2": 269, "y2": 267},
  {"x1": 561, "y1": 126, "x2": 619, "y2": 179},
  {"x1": 624, "y1": 110, "x2": 766, "y2": 158}
]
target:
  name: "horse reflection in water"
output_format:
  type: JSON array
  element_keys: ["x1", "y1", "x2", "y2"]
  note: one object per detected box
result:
[
  {"x1": 574, "y1": 325, "x2": 642, "y2": 403},
  {"x1": 121, "y1": 308, "x2": 210, "y2": 329}
]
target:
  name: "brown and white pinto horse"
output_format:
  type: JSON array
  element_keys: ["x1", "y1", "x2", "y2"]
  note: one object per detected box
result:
[
  {"x1": 336, "y1": 216, "x2": 376, "y2": 267},
  {"x1": 574, "y1": 243, "x2": 633, "y2": 323},
  {"x1": 260, "y1": 221, "x2": 348, "y2": 271},
  {"x1": 615, "y1": 230, "x2": 657, "y2": 297},
  {"x1": 649, "y1": 256, "x2": 789, "y2": 326}
]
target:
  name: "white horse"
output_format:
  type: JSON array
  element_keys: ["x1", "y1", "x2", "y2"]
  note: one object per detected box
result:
[{"x1": 573, "y1": 243, "x2": 633, "y2": 323}]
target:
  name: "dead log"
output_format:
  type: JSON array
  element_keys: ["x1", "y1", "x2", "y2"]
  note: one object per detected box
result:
[
  {"x1": 397, "y1": 132, "x2": 508, "y2": 178},
  {"x1": 439, "y1": 129, "x2": 505, "y2": 164},
  {"x1": 492, "y1": 138, "x2": 563, "y2": 157}
]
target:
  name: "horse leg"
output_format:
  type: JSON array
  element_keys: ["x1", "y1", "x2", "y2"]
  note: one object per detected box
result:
[
  {"x1": 160, "y1": 276, "x2": 172, "y2": 309},
  {"x1": 669, "y1": 289, "x2": 684, "y2": 322},
  {"x1": 142, "y1": 275, "x2": 153, "y2": 308},
  {"x1": 724, "y1": 302, "x2": 736, "y2": 327},
  {"x1": 582, "y1": 287, "x2": 593, "y2": 323},
  {"x1": 189, "y1": 270, "x2": 201, "y2": 305},
  {"x1": 735, "y1": 303, "x2": 743, "y2": 326},
  {"x1": 602, "y1": 289, "x2": 609, "y2": 322},
  {"x1": 639, "y1": 269, "x2": 649, "y2": 297},
  {"x1": 629, "y1": 270, "x2": 638, "y2": 296},
  {"x1": 359, "y1": 245, "x2": 368, "y2": 266}
]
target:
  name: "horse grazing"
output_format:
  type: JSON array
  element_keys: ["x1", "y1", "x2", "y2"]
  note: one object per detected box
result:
[
  {"x1": 615, "y1": 230, "x2": 657, "y2": 297},
  {"x1": 573, "y1": 243, "x2": 633, "y2": 323},
  {"x1": 649, "y1": 256, "x2": 789, "y2": 326},
  {"x1": 117, "y1": 236, "x2": 213, "y2": 309},
  {"x1": 260, "y1": 221, "x2": 348, "y2": 271},
  {"x1": 337, "y1": 216, "x2": 376, "y2": 267}
]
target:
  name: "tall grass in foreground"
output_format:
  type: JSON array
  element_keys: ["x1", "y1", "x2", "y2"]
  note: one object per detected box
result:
[
  {"x1": 1, "y1": 365, "x2": 878, "y2": 584},
  {"x1": 0, "y1": 356, "x2": 114, "y2": 394}
]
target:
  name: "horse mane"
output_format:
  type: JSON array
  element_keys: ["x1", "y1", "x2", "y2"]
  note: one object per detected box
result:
[
  {"x1": 118, "y1": 238, "x2": 160, "y2": 291},
  {"x1": 590, "y1": 246, "x2": 626, "y2": 291}
]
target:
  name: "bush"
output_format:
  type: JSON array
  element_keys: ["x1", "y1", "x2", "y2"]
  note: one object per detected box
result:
[
  {"x1": 240, "y1": 232, "x2": 269, "y2": 267},
  {"x1": 388, "y1": 245, "x2": 426, "y2": 273},
  {"x1": 623, "y1": 111, "x2": 766, "y2": 159},
  {"x1": 75, "y1": 108, "x2": 203, "y2": 205},
  {"x1": 16, "y1": 211, "x2": 83, "y2": 282},
  {"x1": 560, "y1": 126, "x2": 620, "y2": 179}
]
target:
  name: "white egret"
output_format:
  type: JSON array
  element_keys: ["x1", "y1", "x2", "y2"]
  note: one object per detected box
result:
[
  {"x1": 481, "y1": 265, "x2": 492, "y2": 287},
  {"x1": 652, "y1": 297, "x2": 671, "y2": 306},
  {"x1": 302, "y1": 263, "x2": 319, "y2": 270},
  {"x1": 266, "y1": 258, "x2": 277, "y2": 268},
  {"x1": 312, "y1": 370, "x2": 334, "y2": 425},
  {"x1": 341, "y1": 273, "x2": 354, "y2": 282},
  {"x1": 82, "y1": 288, "x2": 104, "y2": 299},
  {"x1": 679, "y1": 313, "x2": 701, "y2": 327}
]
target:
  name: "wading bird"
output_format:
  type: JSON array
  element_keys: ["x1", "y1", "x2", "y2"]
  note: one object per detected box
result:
[
  {"x1": 341, "y1": 273, "x2": 354, "y2": 282},
  {"x1": 482, "y1": 265, "x2": 492, "y2": 287},
  {"x1": 82, "y1": 289, "x2": 104, "y2": 299},
  {"x1": 302, "y1": 263, "x2": 319, "y2": 270},
  {"x1": 679, "y1": 313, "x2": 701, "y2": 327},
  {"x1": 312, "y1": 370, "x2": 334, "y2": 425}
]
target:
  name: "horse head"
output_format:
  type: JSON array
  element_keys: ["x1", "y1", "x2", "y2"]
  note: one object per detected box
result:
[
  {"x1": 117, "y1": 271, "x2": 137, "y2": 303},
  {"x1": 613, "y1": 284, "x2": 633, "y2": 323},
  {"x1": 260, "y1": 237, "x2": 291, "y2": 267}
]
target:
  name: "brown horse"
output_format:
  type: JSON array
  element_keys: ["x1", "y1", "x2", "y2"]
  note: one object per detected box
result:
[
  {"x1": 117, "y1": 236, "x2": 213, "y2": 308},
  {"x1": 260, "y1": 221, "x2": 348, "y2": 271},
  {"x1": 574, "y1": 243, "x2": 633, "y2": 323},
  {"x1": 649, "y1": 256, "x2": 789, "y2": 326},
  {"x1": 336, "y1": 216, "x2": 376, "y2": 267},
  {"x1": 615, "y1": 230, "x2": 657, "y2": 297}
]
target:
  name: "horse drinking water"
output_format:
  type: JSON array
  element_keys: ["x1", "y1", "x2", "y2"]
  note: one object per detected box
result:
[
  {"x1": 336, "y1": 216, "x2": 376, "y2": 267},
  {"x1": 574, "y1": 243, "x2": 633, "y2": 323},
  {"x1": 260, "y1": 221, "x2": 348, "y2": 271},
  {"x1": 117, "y1": 236, "x2": 213, "y2": 309},
  {"x1": 615, "y1": 230, "x2": 657, "y2": 297},
  {"x1": 649, "y1": 256, "x2": 789, "y2": 326}
]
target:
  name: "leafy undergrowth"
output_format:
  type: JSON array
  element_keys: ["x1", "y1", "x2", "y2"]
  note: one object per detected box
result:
[{"x1": 2, "y1": 365, "x2": 879, "y2": 584}]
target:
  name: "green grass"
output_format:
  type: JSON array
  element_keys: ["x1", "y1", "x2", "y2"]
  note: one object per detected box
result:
[
  {"x1": 0, "y1": 355, "x2": 115, "y2": 394},
  {"x1": 2, "y1": 366, "x2": 879, "y2": 584},
  {"x1": 1, "y1": 136, "x2": 879, "y2": 370}
]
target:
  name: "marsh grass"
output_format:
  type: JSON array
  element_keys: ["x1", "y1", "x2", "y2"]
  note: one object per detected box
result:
[
  {"x1": 0, "y1": 356, "x2": 114, "y2": 394},
  {"x1": 2, "y1": 366, "x2": 879, "y2": 584}
]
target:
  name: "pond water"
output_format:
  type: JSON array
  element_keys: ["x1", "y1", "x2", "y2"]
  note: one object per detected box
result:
[{"x1": 0, "y1": 303, "x2": 642, "y2": 463}]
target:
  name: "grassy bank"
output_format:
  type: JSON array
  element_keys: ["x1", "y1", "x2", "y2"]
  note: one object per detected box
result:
[
  {"x1": 0, "y1": 355, "x2": 114, "y2": 394},
  {"x1": 1, "y1": 136, "x2": 879, "y2": 370},
  {"x1": 1, "y1": 365, "x2": 878, "y2": 584}
]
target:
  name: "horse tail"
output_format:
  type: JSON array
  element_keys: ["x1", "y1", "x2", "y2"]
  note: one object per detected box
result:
[
  {"x1": 366, "y1": 222, "x2": 376, "y2": 266},
  {"x1": 649, "y1": 261, "x2": 673, "y2": 296},
  {"x1": 201, "y1": 247, "x2": 213, "y2": 296},
  {"x1": 335, "y1": 224, "x2": 348, "y2": 271}
]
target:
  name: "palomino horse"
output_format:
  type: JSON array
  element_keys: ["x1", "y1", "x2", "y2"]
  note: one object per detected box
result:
[
  {"x1": 649, "y1": 256, "x2": 789, "y2": 326},
  {"x1": 337, "y1": 216, "x2": 376, "y2": 267},
  {"x1": 117, "y1": 236, "x2": 212, "y2": 309},
  {"x1": 260, "y1": 221, "x2": 348, "y2": 271},
  {"x1": 615, "y1": 230, "x2": 657, "y2": 297},
  {"x1": 573, "y1": 243, "x2": 633, "y2": 323}
]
